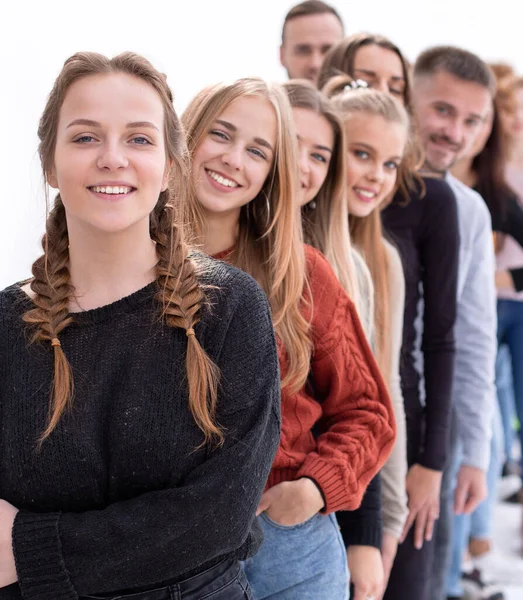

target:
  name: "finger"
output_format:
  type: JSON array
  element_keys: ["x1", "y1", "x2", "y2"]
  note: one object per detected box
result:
[
  {"x1": 400, "y1": 508, "x2": 417, "y2": 543},
  {"x1": 454, "y1": 482, "x2": 467, "y2": 515},
  {"x1": 424, "y1": 513, "x2": 437, "y2": 542},
  {"x1": 414, "y1": 509, "x2": 428, "y2": 550},
  {"x1": 256, "y1": 493, "x2": 272, "y2": 516},
  {"x1": 351, "y1": 582, "x2": 366, "y2": 600},
  {"x1": 462, "y1": 490, "x2": 481, "y2": 515}
]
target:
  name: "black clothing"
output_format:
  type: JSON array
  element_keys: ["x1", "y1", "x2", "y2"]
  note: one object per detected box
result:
[
  {"x1": 0, "y1": 257, "x2": 280, "y2": 600},
  {"x1": 382, "y1": 177, "x2": 459, "y2": 472}
]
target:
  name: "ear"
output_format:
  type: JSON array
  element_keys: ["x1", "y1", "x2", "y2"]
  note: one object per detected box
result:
[
  {"x1": 47, "y1": 168, "x2": 59, "y2": 190},
  {"x1": 161, "y1": 160, "x2": 173, "y2": 192}
]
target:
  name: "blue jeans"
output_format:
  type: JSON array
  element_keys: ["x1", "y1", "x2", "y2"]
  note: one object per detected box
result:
[
  {"x1": 243, "y1": 513, "x2": 349, "y2": 599},
  {"x1": 496, "y1": 345, "x2": 516, "y2": 463},
  {"x1": 445, "y1": 406, "x2": 503, "y2": 597},
  {"x1": 497, "y1": 299, "x2": 523, "y2": 477}
]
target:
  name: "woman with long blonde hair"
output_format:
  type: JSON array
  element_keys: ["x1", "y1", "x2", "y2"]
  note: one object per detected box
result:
[
  {"x1": 182, "y1": 77, "x2": 396, "y2": 600},
  {"x1": 319, "y1": 35, "x2": 460, "y2": 600},
  {"x1": 323, "y1": 76, "x2": 411, "y2": 597},
  {"x1": 0, "y1": 52, "x2": 281, "y2": 600}
]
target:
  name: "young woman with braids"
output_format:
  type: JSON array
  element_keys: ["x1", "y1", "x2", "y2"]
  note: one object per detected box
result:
[
  {"x1": 282, "y1": 79, "x2": 409, "y2": 600},
  {"x1": 318, "y1": 34, "x2": 460, "y2": 600},
  {"x1": 0, "y1": 52, "x2": 281, "y2": 600},
  {"x1": 182, "y1": 77, "x2": 396, "y2": 600}
]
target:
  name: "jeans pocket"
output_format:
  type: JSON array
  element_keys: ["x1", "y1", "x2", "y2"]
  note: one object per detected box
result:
[
  {"x1": 260, "y1": 511, "x2": 319, "y2": 531},
  {"x1": 198, "y1": 569, "x2": 253, "y2": 600}
]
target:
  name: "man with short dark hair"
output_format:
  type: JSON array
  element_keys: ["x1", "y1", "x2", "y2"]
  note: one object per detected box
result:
[
  {"x1": 280, "y1": 0, "x2": 344, "y2": 83},
  {"x1": 409, "y1": 46, "x2": 497, "y2": 600}
]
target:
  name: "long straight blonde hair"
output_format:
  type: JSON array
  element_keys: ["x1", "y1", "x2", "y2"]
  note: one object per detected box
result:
[
  {"x1": 182, "y1": 78, "x2": 312, "y2": 392},
  {"x1": 324, "y1": 76, "x2": 411, "y2": 382},
  {"x1": 282, "y1": 79, "x2": 374, "y2": 337}
]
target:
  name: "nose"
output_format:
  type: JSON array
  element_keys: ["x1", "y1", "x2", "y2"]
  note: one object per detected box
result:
[
  {"x1": 444, "y1": 119, "x2": 464, "y2": 146},
  {"x1": 222, "y1": 144, "x2": 243, "y2": 170},
  {"x1": 310, "y1": 51, "x2": 324, "y2": 72},
  {"x1": 96, "y1": 139, "x2": 129, "y2": 171},
  {"x1": 367, "y1": 162, "x2": 384, "y2": 183},
  {"x1": 375, "y1": 79, "x2": 390, "y2": 94},
  {"x1": 298, "y1": 145, "x2": 310, "y2": 177}
]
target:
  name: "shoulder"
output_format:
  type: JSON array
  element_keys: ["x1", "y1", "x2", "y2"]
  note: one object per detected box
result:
[
  {"x1": 446, "y1": 174, "x2": 490, "y2": 223},
  {"x1": 0, "y1": 283, "x2": 29, "y2": 319},
  {"x1": 304, "y1": 244, "x2": 339, "y2": 291},
  {"x1": 422, "y1": 176, "x2": 458, "y2": 212},
  {"x1": 192, "y1": 253, "x2": 273, "y2": 337}
]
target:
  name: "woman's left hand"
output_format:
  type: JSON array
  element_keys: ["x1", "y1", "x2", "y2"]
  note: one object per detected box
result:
[
  {"x1": 347, "y1": 545, "x2": 384, "y2": 600},
  {"x1": 256, "y1": 478, "x2": 324, "y2": 526},
  {"x1": 0, "y1": 500, "x2": 19, "y2": 588}
]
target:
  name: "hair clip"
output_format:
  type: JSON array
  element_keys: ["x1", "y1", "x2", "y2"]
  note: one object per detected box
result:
[{"x1": 344, "y1": 79, "x2": 369, "y2": 92}]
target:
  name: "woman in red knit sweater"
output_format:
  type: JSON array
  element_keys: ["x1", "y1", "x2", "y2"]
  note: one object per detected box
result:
[{"x1": 182, "y1": 77, "x2": 396, "y2": 599}]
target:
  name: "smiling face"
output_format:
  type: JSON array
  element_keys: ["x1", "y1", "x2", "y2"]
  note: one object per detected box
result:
[
  {"x1": 352, "y1": 44, "x2": 407, "y2": 104},
  {"x1": 192, "y1": 95, "x2": 277, "y2": 219},
  {"x1": 413, "y1": 70, "x2": 492, "y2": 173},
  {"x1": 48, "y1": 72, "x2": 170, "y2": 235},
  {"x1": 345, "y1": 112, "x2": 407, "y2": 218},
  {"x1": 292, "y1": 107, "x2": 334, "y2": 207}
]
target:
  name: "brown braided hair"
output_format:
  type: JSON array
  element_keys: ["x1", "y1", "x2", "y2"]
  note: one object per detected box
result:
[{"x1": 24, "y1": 52, "x2": 221, "y2": 445}]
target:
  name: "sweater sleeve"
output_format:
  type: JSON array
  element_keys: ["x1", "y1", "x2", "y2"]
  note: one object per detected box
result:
[
  {"x1": 417, "y1": 179, "x2": 459, "y2": 470},
  {"x1": 12, "y1": 280, "x2": 281, "y2": 599},
  {"x1": 495, "y1": 196, "x2": 523, "y2": 291},
  {"x1": 296, "y1": 248, "x2": 396, "y2": 514},
  {"x1": 380, "y1": 242, "x2": 409, "y2": 539},
  {"x1": 337, "y1": 474, "x2": 383, "y2": 549}
]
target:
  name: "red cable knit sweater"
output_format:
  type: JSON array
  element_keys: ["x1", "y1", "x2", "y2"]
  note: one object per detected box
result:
[{"x1": 214, "y1": 244, "x2": 396, "y2": 514}]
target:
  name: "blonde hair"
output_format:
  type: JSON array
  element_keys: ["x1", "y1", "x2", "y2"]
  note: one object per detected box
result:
[
  {"x1": 324, "y1": 75, "x2": 411, "y2": 382},
  {"x1": 282, "y1": 79, "x2": 374, "y2": 337},
  {"x1": 182, "y1": 78, "x2": 312, "y2": 391},
  {"x1": 24, "y1": 52, "x2": 221, "y2": 445}
]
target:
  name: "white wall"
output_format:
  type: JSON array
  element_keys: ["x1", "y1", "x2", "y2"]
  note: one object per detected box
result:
[{"x1": 0, "y1": 0, "x2": 519, "y2": 288}]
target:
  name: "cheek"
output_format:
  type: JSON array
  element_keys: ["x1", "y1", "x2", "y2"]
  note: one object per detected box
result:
[
  {"x1": 381, "y1": 173, "x2": 398, "y2": 199},
  {"x1": 311, "y1": 164, "x2": 328, "y2": 193},
  {"x1": 346, "y1": 160, "x2": 364, "y2": 186}
]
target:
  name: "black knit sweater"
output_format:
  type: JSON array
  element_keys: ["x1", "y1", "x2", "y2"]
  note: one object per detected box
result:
[{"x1": 0, "y1": 257, "x2": 281, "y2": 600}]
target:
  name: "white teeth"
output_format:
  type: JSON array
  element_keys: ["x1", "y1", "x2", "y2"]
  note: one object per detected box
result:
[
  {"x1": 92, "y1": 186, "x2": 132, "y2": 195},
  {"x1": 355, "y1": 188, "x2": 376, "y2": 198},
  {"x1": 207, "y1": 170, "x2": 239, "y2": 188}
]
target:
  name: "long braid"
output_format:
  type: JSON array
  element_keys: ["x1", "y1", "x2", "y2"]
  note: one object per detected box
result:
[
  {"x1": 151, "y1": 191, "x2": 221, "y2": 445},
  {"x1": 23, "y1": 196, "x2": 75, "y2": 441}
]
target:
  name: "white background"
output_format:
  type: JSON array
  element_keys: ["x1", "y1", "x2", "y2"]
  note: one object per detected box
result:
[{"x1": 1, "y1": 0, "x2": 521, "y2": 288}]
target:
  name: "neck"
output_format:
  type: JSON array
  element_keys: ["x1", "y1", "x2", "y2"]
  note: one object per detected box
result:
[
  {"x1": 420, "y1": 160, "x2": 446, "y2": 178},
  {"x1": 67, "y1": 218, "x2": 158, "y2": 311},
  {"x1": 202, "y1": 208, "x2": 240, "y2": 256},
  {"x1": 451, "y1": 157, "x2": 476, "y2": 187},
  {"x1": 508, "y1": 137, "x2": 523, "y2": 167}
]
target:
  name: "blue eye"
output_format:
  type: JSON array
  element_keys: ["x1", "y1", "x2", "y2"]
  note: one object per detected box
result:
[
  {"x1": 248, "y1": 148, "x2": 267, "y2": 160},
  {"x1": 132, "y1": 136, "x2": 151, "y2": 145},
  {"x1": 74, "y1": 135, "x2": 96, "y2": 143},
  {"x1": 312, "y1": 153, "x2": 327, "y2": 163},
  {"x1": 210, "y1": 130, "x2": 229, "y2": 141},
  {"x1": 354, "y1": 150, "x2": 369, "y2": 159},
  {"x1": 385, "y1": 161, "x2": 399, "y2": 170}
]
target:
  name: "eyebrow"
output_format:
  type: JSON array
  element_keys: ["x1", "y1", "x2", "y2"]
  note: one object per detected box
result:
[
  {"x1": 66, "y1": 118, "x2": 159, "y2": 131},
  {"x1": 354, "y1": 68, "x2": 405, "y2": 83},
  {"x1": 215, "y1": 119, "x2": 274, "y2": 153},
  {"x1": 297, "y1": 134, "x2": 332, "y2": 153}
]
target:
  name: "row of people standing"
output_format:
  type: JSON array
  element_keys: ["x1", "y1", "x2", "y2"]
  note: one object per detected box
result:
[{"x1": 0, "y1": 2, "x2": 518, "y2": 600}]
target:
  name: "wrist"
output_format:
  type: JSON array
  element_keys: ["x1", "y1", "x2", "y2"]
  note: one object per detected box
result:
[{"x1": 299, "y1": 477, "x2": 325, "y2": 511}]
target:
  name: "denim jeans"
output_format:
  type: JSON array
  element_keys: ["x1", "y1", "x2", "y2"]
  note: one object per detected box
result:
[
  {"x1": 243, "y1": 513, "x2": 349, "y2": 599},
  {"x1": 445, "y1": 406, "x2": 503, "y2": 597},
  {"x1": 79, "y1": 560, "x2": 253, "y2": 600},
  {"x1": 496, "y1": 300, "x2": 523, "y2": 466}
]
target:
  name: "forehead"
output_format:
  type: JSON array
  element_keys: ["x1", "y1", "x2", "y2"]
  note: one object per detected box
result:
[
  {"x1": 354, "y1": 44, "x2": 404, "y2": 77},
  {"x1": 284, "y1": 13, "x2": 343, "y2": 46},
  {"x1": 417, "y1": 70, "x2": 491, "y2": 115},
  {"x1": 346, "y1": 113, "x2": 407, "y2": 152},
  {"x1": 59, "y1": 72, "x2": 164, "y2": 126},
  {"x1": 293, "y1": 107, "x2": 334, "y2": 143},
  {"x1": 218, "y1": 95, "x2": 277, "y2": 137}
]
